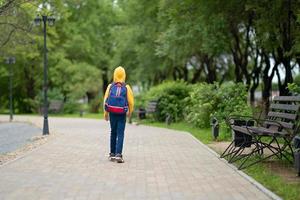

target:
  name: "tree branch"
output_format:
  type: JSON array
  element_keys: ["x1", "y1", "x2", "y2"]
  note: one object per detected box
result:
[
  {"x1": 0, "y1": 28, "x2": 15, "y2": 48},
  {"x1": 0, "y1": 0, "x2": 33, "y2": 16},
  {"x1": 0, "y1": 0, "x2": 15, "y2": 15},
  {"x1": 0, "y1": 22, "x2": 31, "y2": 32}
]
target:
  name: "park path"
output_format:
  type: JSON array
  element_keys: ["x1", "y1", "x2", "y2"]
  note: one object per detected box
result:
[{"x1": 0, "y1": 116, "x2": 277, "y2": 200}]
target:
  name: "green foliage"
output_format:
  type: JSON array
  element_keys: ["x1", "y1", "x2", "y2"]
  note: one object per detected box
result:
[
  {"x1": 48, "y1": 88, "x2": 64, "y2": 101},
  {"x1": 1, "y1": 0, "x2": 300, "y2": 116},
  {"x1": 215, "y1": 82, "x2": 251, "y2": 120},
  {"x1": 287, "y1": 74, "x2": 300, "y2": 95},
  {"x1": 186, "y1": 82, "x2": 251, "y2": 128},
  {"x1": 63, "y1": 99, "x2": 80, "y2": 114},
  {"x1": 134, "y1": 94, "x2": 146, "y2": 110},
  {"x1": 288, "y1": 83, "x2": 300, "y2": 95},
  {"x1": 185, "y1": 83, "x2": 217, "y2": 128},
  {"x1": 143, "y1": 81, "x2": 191, "y2": 122},
  {"x1": 140, "y1": 82, "x2": 251, "y2": 126},
  {"x1": 89, "y1": 98, "x2": 101, "y2": 113},
  {"x1": 49, "y1": 56, "x2": 101, "y2": 100}
]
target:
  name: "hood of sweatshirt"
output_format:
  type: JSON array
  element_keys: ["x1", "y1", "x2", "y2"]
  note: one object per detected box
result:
[{"x1": 113, "y1": 66, "x2": 126, "y2": 83}]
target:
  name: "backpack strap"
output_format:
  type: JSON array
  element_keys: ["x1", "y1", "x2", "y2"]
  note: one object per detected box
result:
[{"x1": 109, "y1": 82, "x2": 127, "y2": 96}]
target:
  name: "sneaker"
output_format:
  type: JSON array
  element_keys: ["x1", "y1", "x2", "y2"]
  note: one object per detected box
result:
[
  {"x1": 115, "y1": 154, "x2": 124, "y2": 163},
  {"x1": 109, "y1": 153, "x2": 115, "y2": 161}
]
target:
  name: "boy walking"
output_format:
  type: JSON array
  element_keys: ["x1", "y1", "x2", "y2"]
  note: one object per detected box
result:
[{"x1": 103, "y1": 66, "x2": 134, "y2": 163}]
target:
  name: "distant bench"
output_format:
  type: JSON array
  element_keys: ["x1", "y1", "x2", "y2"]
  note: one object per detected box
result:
[
  {"x1": 135, "y1": 100, "x2": 158, "y2": 120},
  {"x1": 49, "y1": 100, "x2": 64, "y2": 113}
]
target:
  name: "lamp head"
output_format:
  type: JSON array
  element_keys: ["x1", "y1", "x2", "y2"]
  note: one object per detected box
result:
[
  {"x1": 6, "y1": 57, "x2": 16, "y2": 64},
  {"x1": 34, "y1": 16, "x2": 42, "y2": 26},
  {"x1": 47, "y1": 16, "x2": 55, "y2": 26}
]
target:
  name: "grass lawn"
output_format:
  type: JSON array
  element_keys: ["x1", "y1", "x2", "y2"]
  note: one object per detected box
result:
[{"x1": 140, "y1": 120, "x2": 300, "y2": 200}]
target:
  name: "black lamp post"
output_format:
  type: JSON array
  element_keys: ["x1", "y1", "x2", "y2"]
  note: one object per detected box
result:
[
  {"x1": 5, "y1": 57, "x2": 15, "y2": 122},
  {"x1": 34, "y1": 15, "x2": 55, "y2": 135}
]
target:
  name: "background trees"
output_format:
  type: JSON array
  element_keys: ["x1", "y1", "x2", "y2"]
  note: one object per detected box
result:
[{"x1": 0, "y1": 0, "x2": 299, "y2": 113}]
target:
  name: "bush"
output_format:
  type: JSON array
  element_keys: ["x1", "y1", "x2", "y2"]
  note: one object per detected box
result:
[
  {"x1": 63, "y1": 99, "x2": 81, "y2": 114},
  {"x1": 186, "y1": 82, "x2": 251, "y2": 128},
  {"x1": 143, "y1": 81, "x2": 191, "y2": 122},
  {"x1": 89, "y1": 98, "x2": 101, "y2": 113},
  {"x1": 185, "y1": 83, "x2": 217, "y2": 128},
  {"x1": 287, "y1": 74, "x2": 300, "y2": 95},
  {"x1": 215, "y1": 82, "x2": 251, "y2": 120}
]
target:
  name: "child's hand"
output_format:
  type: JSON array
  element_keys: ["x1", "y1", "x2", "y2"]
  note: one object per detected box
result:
[
  {"x1": 104, "y1": 113, "x2": 109, "y2": 121},
  {"x1": 127, "y1": 112, "x2": 131, "y2": 119}
]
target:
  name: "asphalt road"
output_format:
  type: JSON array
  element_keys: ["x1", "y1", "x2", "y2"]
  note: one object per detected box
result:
[{"x1": 0, "y1": 122, "x2": 41, "y2": 154}]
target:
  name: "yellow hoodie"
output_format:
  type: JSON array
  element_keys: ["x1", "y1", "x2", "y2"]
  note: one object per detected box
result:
[{"x1": 103, "y1": 66, "x2": 134, "y2": 118}]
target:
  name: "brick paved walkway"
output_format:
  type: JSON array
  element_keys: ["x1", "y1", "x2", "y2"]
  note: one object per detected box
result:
[{"x1": 0, "y1": 116, "x2": 276, "y2": 200}]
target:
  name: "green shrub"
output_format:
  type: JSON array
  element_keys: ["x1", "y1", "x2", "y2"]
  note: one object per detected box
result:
[
  {"x1": 63, "y1": 99, "x2": 80, "y2": 114},
  {"x1": 215, "y1": 82, "x2": 251, "y2": 120},
  {"x1": 186, "y1": 82, "x2": 251, "y2": 128},
  {"x1": 134, "y1": 94, "x2": 146, "y2": 110},
  {"x1": 89, "y1": 98, "x2": 101, "y2": 113},
  {"x1": 288, "y1": 74, "x2": 300, "y2": 95},
  {"x1": 185, "y1": 83, "x2": 218, "y2": 128},
  {"x1": 143, "y1": 81, "x2": 191, "y2": 122}
]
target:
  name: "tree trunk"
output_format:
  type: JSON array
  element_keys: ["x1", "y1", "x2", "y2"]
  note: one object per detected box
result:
[
  {"x1": 191, "y1": 54, "x2": 204, "y2": 83},
  {"x1": 262, "y1": 52, "x2": 277, "y2": 115},
  {"x1": 23, "y1": 65, "x2": 36, "y2": 113},
  {"x1": 183, "y1": 63, "x2": 188, "y2": 82},
  {"x1": 230, "y1": 12, "x2": 253, "y2": 87},
  {"x1": 250, "y1": 49, "x2": 262, "y2": 106},
  {"x1": 172, "y1": 66, "x2": 183, "y2": 81},
  {"x1": 24, "y1": 65, "x2": 36, "y2": 100},
  {"x1": 86, "y1": 91, "x2": 95, "y2": 103},
  {"x1": 191, "y1": 66, "x2": 203, "y2": 83},
  {"x1": 102, "y1": 67, "x2": 109, "y2": 96},
  {"x1": 203, "y1": 55, "x2": 216, "y2": 83}
]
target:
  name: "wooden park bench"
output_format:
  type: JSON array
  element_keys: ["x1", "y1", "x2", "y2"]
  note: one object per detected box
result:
[
  {"x1": 135, "y1": 100, "x2": 158, "y2": 120},
  {"x1": 221, "y1": 96, "x2": 300, "y2": 170},
  {"x1": 48, "y1": 100, "x2": 64, "y2": 113}
]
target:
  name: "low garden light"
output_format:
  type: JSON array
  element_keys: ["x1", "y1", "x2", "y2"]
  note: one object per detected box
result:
[{"x1": 210, "y1": 117, "x2": 219, "y2": 140}]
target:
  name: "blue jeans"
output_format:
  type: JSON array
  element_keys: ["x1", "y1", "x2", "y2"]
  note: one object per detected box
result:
[{"x1": 109, "y1": 113, "x2": 126, "y2": 155}]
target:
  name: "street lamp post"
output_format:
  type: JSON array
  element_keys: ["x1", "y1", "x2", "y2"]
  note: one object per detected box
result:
[
  {"x1": 34, "y1": 15, "x2": 55, "y2": 135},
  {"x1": 6, "y1": 57, "x2": 15, "y2": 122}
]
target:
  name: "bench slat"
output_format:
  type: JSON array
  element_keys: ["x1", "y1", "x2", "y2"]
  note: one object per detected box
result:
[
  {"x1": 267, "y1": 111, "x2": 298, "y2": 120},
  {"x1": 264, "y1": 121, "x2": 294, "y2": 130},
  {"x1": 270, "y1": 103, "x2": 299, "y2": 112},
  {"x1": 273, "y1": 96, "x2": 300, "y2": 102},
  {"x1": 146, "y1": 100, "x2": 158, "y2": 113}
]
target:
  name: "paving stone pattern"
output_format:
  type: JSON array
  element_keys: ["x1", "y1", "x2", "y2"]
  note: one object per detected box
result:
[
  {"x1": 0, "y1": 116, "x2": 272, "y2": 200},
  {"x1": 0, "y1": 122, "x2": 41, "y2": 153}
]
